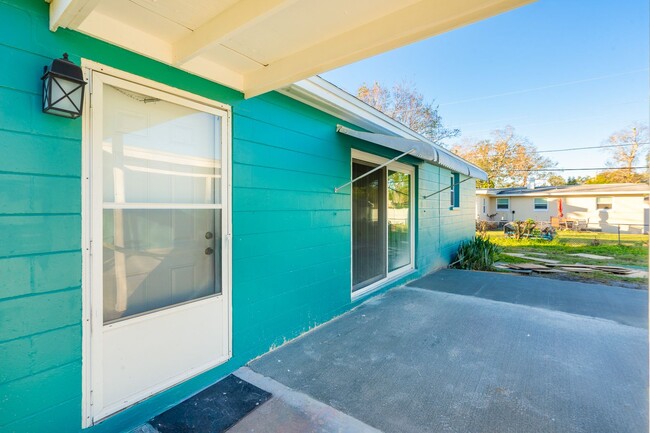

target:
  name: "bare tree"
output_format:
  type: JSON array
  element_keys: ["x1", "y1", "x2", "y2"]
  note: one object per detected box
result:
[
  {"x1": 603, "y1": 123, "x2": 648, "y2": 182},
  {"x1": 451, "y1": 126, "x2": 556, "y2": 188},
  {"x1": 357, "y1": 81, "x2": 459, "y2": 144}
]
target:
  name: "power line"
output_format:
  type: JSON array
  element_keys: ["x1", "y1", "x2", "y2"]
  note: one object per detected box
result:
[
  {"x1": 508, "y1": 166, "x2": 648, "y2": 172},
  {"x1": 537, "y1": 142, "x2": 650, "y2": 153},
  {"x1": 439, "y1": 68, "x2": 649, "y2": 107}
]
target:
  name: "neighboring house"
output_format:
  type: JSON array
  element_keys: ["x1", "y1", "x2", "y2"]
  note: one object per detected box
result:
[
  {"x1": 0, "y1": 0, "x2": 532, "y2": 432},
  {"x1": 476, "y1": 183, "x2": 649, "y2": 234}
]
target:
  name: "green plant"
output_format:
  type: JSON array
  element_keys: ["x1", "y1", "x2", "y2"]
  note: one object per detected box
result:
[{"x1": 452, "y1": 235, "x2": 501, "y2": 271}]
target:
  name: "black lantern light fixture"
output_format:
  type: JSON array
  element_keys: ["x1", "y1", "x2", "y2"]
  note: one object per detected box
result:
[{"x1": 42, "y1": 53, "x2": 86, "y2": 119}]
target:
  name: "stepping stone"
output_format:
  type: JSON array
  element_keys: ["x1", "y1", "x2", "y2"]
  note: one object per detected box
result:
[
  {"x1": 508, "y1": 263, "x2": 549, "y2": 270},
  {"x1": 502, "y1": 253, "x2": 559, "y2": 264},
  {"x1": 560, "y1": 267, "x2": 595, "y2": 273},
  {"x1": 625, "y1": 270, "x2": 649, "y2": 279},
  {"x1": 494, "y1": 264, "x2": 532, "y2": 274},
  {"x1": 568, "y1": 253, "x2": 614, "y2": 260}
]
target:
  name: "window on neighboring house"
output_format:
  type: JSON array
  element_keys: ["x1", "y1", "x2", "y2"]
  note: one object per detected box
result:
[
  {"x1": 496, "y1": 198, "x2": 509, "y2": 210},
  {"x1": 482, "y1": 198, "x2": 486, "y2": 214},
  {"x1": 450, "y1": 173, "x2": 460, "y2": 208},
  {"x1": 534, "y1": 198, "x2": 548, "y2": 210},
  {"x1": 596, "y1": 197, "x2": 613, "y2": 210}
]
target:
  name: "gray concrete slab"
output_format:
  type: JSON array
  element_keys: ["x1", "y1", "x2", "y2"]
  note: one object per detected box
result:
[
  {"x1": 250, "y1": 274, "x2": 648, "y2": 433},
  {"x1": 408, "y1": 269, "x2": 648, "y2": 328},
  {"x1": 229, "y1": 368, "x2": 381, "y2": 433}
]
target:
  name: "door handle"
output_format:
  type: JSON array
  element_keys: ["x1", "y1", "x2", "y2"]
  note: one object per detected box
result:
[
  {"x1": 205, "y1": 247, "x2": 214, "y2": 255},
  {"x1": 205, "y1": 232, "x2": 213, "y2": 239}
]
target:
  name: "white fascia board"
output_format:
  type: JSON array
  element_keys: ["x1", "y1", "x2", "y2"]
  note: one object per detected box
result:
[
  {"x1": 547, "y1": 191, "x2": 647, "y2": 197},
  {"x1": 494, "y1": 191, "x2": 645, "y2": 197},
  {"x1": 279, "y1": 77, "x2": 488, "y2": 179},
  {"x1": 279, "y1": 77, "x2": 423, "y2": 139}
]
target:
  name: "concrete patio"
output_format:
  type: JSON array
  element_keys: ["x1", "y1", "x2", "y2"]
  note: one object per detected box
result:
[{"x1": 237, "y1": 269, "x2": 648, "y2": 433}]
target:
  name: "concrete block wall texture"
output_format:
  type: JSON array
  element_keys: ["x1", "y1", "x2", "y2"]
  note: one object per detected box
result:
[
  {"x1": 418, "y1": 166, "x2": 477, "y2": 272},
  {"x1": 0, "y1": 1, "x2": 477, "y2": 431}
]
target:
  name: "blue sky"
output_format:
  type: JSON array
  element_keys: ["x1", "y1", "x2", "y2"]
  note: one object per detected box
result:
[{"x1": 321, "y1": 0, "x2": 649, "y2": 178}]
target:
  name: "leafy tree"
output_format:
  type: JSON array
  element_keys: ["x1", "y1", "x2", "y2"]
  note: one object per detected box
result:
[
  {"x1": 451, "y1": 126, "x2": 556, "y2": 188},
  {"x1": 357, "y1": 81, "x2": 459, "y2": 143},
  {"x1": 566, "y1": 176, "x2": 590, "y2": 185},
  {"x1": 547, "y1": 175, "x2": 566, "y2": 186},
  {"x1": 584, "y1": 169, "x2": 648, "y2": 184}
]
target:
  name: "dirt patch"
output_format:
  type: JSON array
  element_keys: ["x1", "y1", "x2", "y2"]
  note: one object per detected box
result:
[{"x1": 517, "y1": 270, "x2": 647, "y2": 290}]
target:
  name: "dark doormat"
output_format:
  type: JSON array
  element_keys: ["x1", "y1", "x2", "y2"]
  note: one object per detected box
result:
[{"x1": 149, "y1": 374, "x2": 272, "y2": 433}]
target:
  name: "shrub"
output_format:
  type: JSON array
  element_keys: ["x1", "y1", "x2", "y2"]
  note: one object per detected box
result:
[
  {"x1": 476, "y1": 220, "x2": 499, "y2": 233},
  {"x1": 504, "y1": 218, "x2": 538, "y2": 240},
  {"x1": 452, "y1": 235, "x2": 501, "y2": 271}
]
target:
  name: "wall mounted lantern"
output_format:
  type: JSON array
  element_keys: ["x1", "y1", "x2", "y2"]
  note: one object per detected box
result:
[{"x1": 42, "y1": 53, "x2": 86, "y2": 119}]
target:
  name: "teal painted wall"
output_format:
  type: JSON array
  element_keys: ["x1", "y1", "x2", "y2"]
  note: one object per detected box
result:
[
  {"x1": 0, "y1": 1, "x2": 476, "y2": 431},
  {"x1": 419, "y1": 165, "x2": 477, "y2": 272}
]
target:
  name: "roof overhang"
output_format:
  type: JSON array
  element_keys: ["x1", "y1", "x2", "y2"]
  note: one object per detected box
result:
[
  {"x1": 477, "y1": 189, "x2": 649, "y2": 197},
  {"x1": 47, "y1": 0, "x2": 534, "y2": 97},
  {"x1": 279, "y1": 77, "x2": 487, "y2": 180}
]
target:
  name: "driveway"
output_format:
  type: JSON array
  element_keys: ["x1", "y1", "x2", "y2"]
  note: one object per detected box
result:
[{"x1": 248, "y1": 269, "x2": 648, "y2": 433}]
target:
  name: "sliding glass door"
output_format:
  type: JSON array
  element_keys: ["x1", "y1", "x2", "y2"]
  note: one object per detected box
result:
[
  {"x1": 352, "y1": 151, "x2": 413, "y2": 294},
  {"x1": 352, "y1": 161, "x2": 387, "y2": 291},
  {"x1": 388, "y1": 170, "x2": 411, "y2": 271}
]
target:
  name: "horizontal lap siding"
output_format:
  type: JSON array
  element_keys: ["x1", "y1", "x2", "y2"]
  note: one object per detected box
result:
[
  {"x1": 1, "y1": 1, "x2": 477, "y2": 431},
  {"x1": 417, "y1": 164, "x2": 476, "y2": 272},
  {"x1": 0, "y1": 2, "x2": 84, "y2": 432},
  {"x1": 232, "y1": 94, "x2": 352, "y2": 360},
  {"x1": 1, "y1": 1, "x2": 354, "y2": 431}
]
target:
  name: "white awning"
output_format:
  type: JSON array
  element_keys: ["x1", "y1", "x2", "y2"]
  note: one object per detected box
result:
[{"x1": 336, "y1": 125, "x2": 488, "y2": 180}]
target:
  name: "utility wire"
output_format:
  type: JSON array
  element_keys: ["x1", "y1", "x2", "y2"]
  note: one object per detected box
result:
[
  {"x1": 537, "y1": 142, "x2": 649, "y2": 153},
  {"x1": 439, "y1": 68, "x2": 649, "y2": 107},
  {"x1": 508, "y1": 166, "x2": 649, "y2": 172}
]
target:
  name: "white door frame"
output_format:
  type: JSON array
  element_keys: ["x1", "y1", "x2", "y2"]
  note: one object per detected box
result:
[
  {"x1": 349, "y1": 149, "x2": 415, "y2": 300},
  {"x1": 80, "y1": 60, "x2": 232, "y2": 427}
]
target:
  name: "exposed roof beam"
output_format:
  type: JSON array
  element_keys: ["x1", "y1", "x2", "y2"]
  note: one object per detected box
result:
[
  {"x1": 172, "y1": 0, "x2": 297, "y2": 66},
  {"x1": 49, "y1": 0, "x2": 101, "y2": 31},
  {"x1": 243, "y1": 0, "x2": 534, "y2": 98},
  {"x1": 181, "y1": 57, "x2": 245, "y2": 93},
  {"x1": 78, "y1": 11, "x2": 173, "y2": 63}
]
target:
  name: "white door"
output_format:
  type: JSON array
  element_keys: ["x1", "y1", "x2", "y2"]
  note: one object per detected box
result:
[{"x1": 87, "y1": 71, "x2": 231, "y2": 422}]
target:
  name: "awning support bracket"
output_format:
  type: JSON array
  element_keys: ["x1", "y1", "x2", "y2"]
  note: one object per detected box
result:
[
  {"x1": 334, "y1": 148, "x2": 416, "y2": 192},
  {"x1": 422, "y1": 176, "x2": 473, "y2": 199}
]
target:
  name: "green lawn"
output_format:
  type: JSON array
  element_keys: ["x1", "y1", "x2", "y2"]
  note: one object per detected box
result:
[{"x1": 482, "y1": 230, "x2": 648, "y2": 287}]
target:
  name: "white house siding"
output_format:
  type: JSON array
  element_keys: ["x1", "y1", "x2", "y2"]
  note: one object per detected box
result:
[
  {"x1": 565, "y1": 195, "x2": 648, "y2": 234},
  {"x1": 476, "y1": 196, "x2": 559, "y2": 223},
  {"x1": 477, "y1": 194, "x2": 648, "y2": 234}
]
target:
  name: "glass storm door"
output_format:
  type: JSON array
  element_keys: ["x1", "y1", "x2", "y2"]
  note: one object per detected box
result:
[{"x1": 88, "y1": 72, "x2": 230, "y2": 421}]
